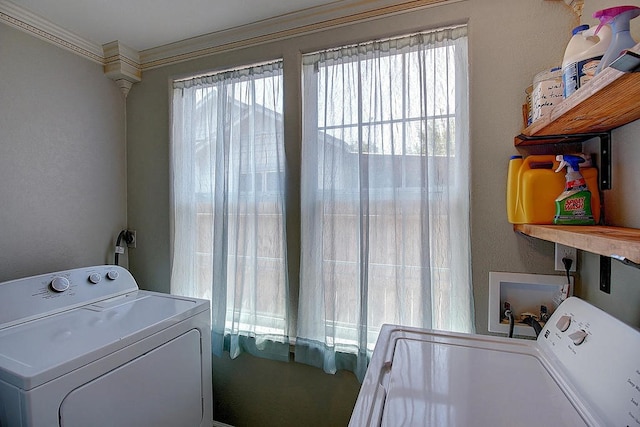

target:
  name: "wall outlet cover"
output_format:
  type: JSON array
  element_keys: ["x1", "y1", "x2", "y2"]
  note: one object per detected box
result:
[{"x1": 555, "y1": 243, "x2": 577, "y2": 272}]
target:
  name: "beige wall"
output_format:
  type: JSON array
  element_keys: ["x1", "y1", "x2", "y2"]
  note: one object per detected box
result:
[{"x1": 0, "y1": 23, "x2": 127, "y2": 281}]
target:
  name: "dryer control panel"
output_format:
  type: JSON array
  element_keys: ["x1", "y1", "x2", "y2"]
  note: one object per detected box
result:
[
  {"x1": 538, "y1": 297, "x2": 640, "y2": 427},
  {"x1": 0, "y1": 265, "x2": 138, "y2": 328}
]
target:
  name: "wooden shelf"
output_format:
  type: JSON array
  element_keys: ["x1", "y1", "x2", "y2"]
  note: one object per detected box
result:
[
  {"x1": 515, "y1": 43, "x2": 640, "y2": 146},
  {"x1": 510, "y1": 42, "x2": 640, "y2": 276},
  {"x1": 514, "y1": 224, "x2": 640, "y2": 265},
  {"x1": 512, "y1": 46, "x2": 640, "y2": 272}
]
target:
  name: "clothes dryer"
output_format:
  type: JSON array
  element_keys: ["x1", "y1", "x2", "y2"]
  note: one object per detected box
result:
[{"x1": 0, "y1": 265, "x2": 212, "y2": 427}]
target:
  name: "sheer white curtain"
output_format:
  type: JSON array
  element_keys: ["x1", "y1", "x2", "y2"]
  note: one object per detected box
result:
[
  {"x1": 297, "y1": 26, "x2": 472, "y2": 380},
  {"x1": 170, "y1": 61, "x2": 290, "y2": 361}
]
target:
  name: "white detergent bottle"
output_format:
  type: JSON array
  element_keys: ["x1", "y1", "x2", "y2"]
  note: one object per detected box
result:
[{"x1": 562, "y1": 24, "x2": 611, "y2": 98}]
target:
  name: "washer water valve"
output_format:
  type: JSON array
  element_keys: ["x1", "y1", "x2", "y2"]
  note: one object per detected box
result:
[{"x1": 503, "y1": 303, "x2": 549, "y2": 338}]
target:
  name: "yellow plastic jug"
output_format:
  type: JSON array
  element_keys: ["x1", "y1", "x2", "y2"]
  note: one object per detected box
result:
[{"x1": 507, "y1": 154, "x2": 601, "y2": 224}]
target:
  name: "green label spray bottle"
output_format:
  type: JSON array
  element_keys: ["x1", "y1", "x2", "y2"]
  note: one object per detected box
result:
[{"x1": 554, "y1": 154, "x2": 595, "y2": 225}]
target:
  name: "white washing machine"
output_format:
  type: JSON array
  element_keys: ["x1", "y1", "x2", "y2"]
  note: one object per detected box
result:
[
  {"x1": 0, "y1": 265, "x2": 212, "y2": 427},
  {"x1": 350, "y1": 297, "x2": 640, "y2": 426}
]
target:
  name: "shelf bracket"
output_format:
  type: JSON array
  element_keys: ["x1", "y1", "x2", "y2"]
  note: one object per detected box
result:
[
  {"x1": 599, "y1": 256, "x2": 611, "y2": 294},
  {"x1": 597, "y1": 132, "x2": 612, "y2": 191},
  {"x1": 514, "y1": 131, "x2": 612, "y2": 190},
  {"x1": 600, "y1": 253, "x2": 640, "y2": 294}
]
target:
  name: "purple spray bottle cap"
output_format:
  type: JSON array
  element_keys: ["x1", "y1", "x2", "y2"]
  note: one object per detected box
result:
[{"x1": 593, "y1": 5, "x2": 640, "y2": 34}]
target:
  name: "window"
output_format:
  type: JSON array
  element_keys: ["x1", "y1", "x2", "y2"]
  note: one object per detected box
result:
[
  {"x1": 170, "y1": 26, "x2": 472, "y2": 379},
  {"x1": 170, "y1": 61, "x2": 290, "y2": 359},
  {"x1": 296, "y1": 27, "x2": 472, "y2": 379}
]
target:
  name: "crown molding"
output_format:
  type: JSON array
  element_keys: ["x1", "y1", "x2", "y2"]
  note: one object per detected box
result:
[
  {"x1": 0, "y1": 0, "x2": 104, "y2": 63},
  {"x1": 1, "y1": 0, "x2": 454, "y2": 76},
  {"x1": 103, "y1": 41, "x2": 142, "y2": 81},
  {"x1": 140, "y1": 0, "x2": 451, "y2": 70},
  {"x1": 0, "y1": 0, "x2": 141, "y2": 91},
  {"x1": 103, "y1": 41, "x2": 142, "y2": 97}
]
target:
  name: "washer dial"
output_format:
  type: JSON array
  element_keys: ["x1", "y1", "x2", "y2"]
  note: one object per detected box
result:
[
  {"x1": 556, "y1": 315, "x2": 572, "y2": 332},
  {"x1": 50, "y1": 276, "x2": 70, "y2": 292},
  {"x1": 569, "y1": 329, "x2": 588, "y2": 346}
]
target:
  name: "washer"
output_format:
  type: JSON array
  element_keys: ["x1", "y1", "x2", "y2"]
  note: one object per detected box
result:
[
  {"x1": 350, "y1": 296, "x2": 640, "y2": 426},
  {"x1": 0, "y1": 265, "x2": 212, "y2": 427}
]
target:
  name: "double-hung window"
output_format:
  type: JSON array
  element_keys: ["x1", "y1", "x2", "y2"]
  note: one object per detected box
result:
[
  {"x1": 296, "y1": 26, "x2": 472, "y2": 379},
  {"x1": 170, "y1": 25, "x2": 472, "y2": 379},
  {"x1": 171, "y1": 61, "x2": 290, "y2": 360}
]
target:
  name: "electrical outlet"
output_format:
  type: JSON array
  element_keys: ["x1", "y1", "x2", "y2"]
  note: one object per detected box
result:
[
  {"x1": 126, "y1": 230, "x2": 136, "y2": 248},
  {"x1": 555, "y1": 243, "x2": 576, "y2": 272}
]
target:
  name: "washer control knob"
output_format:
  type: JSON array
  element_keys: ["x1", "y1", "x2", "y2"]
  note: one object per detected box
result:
[
  {"x1": 556, "y1": 315, "x2": 572, "y2": 332},
  {"x1": 106, "y1": 270, "x2": 119, "y2": 280},
  {"x1": 88, "y1": 273, "x2": 102, "y2": 284},
  {"x1": 50, "y1": 276, "x2": 70, "y2": 293},
  {"x1": 569, "y1": 329, "x2": 588, "y2": 346}
]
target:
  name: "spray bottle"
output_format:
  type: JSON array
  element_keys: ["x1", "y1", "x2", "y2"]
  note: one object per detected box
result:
[
  {"x1": 553, "y1": 154, "x2": 595, "y2": 225},
  {"x1": 593, "y1": 5, "x2": 640, "y2": 74}
]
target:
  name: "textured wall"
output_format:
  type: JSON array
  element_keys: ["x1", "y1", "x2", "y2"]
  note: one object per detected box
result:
[{"x1": 0, "y1": 23, "x2": 127, "y2": 281}]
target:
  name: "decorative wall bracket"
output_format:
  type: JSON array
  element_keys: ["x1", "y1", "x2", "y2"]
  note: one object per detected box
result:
[{"x1": 102, "y1": 41, "x2": 142, "y2": 98}]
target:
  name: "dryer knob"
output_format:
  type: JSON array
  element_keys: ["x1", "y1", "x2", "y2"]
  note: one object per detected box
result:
[
  {"x1": 106, "y1": 270, "x2": 119, "y2": 280},
  {"x1": 50, "y1": 276, "x2": 70, "y2": 293},
  {"x1": 88, "y1": 273, "x2": 102, "y2": 284},
  {"x1": 556, "y1": 315, "x2": 572, "y2": 332}
]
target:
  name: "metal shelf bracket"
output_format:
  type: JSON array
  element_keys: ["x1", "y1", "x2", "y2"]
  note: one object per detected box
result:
[
  {"x1": 597, "y1": 132, "x2": 612, "y2": 191},
  {"x1": 515, "y1": 131, "x2": 612, "y2": 190},
  {"x1": 600, "y1": 255, "x2": 611, "y2": 294}
]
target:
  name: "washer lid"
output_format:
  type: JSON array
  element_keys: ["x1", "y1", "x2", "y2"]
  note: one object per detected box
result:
[
  {"x1": 0, "y1": 291, "x2": 209, "y2": 390},
  {"x1": 350, "y1": 326, "x2": 599, "y2": 426}
]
